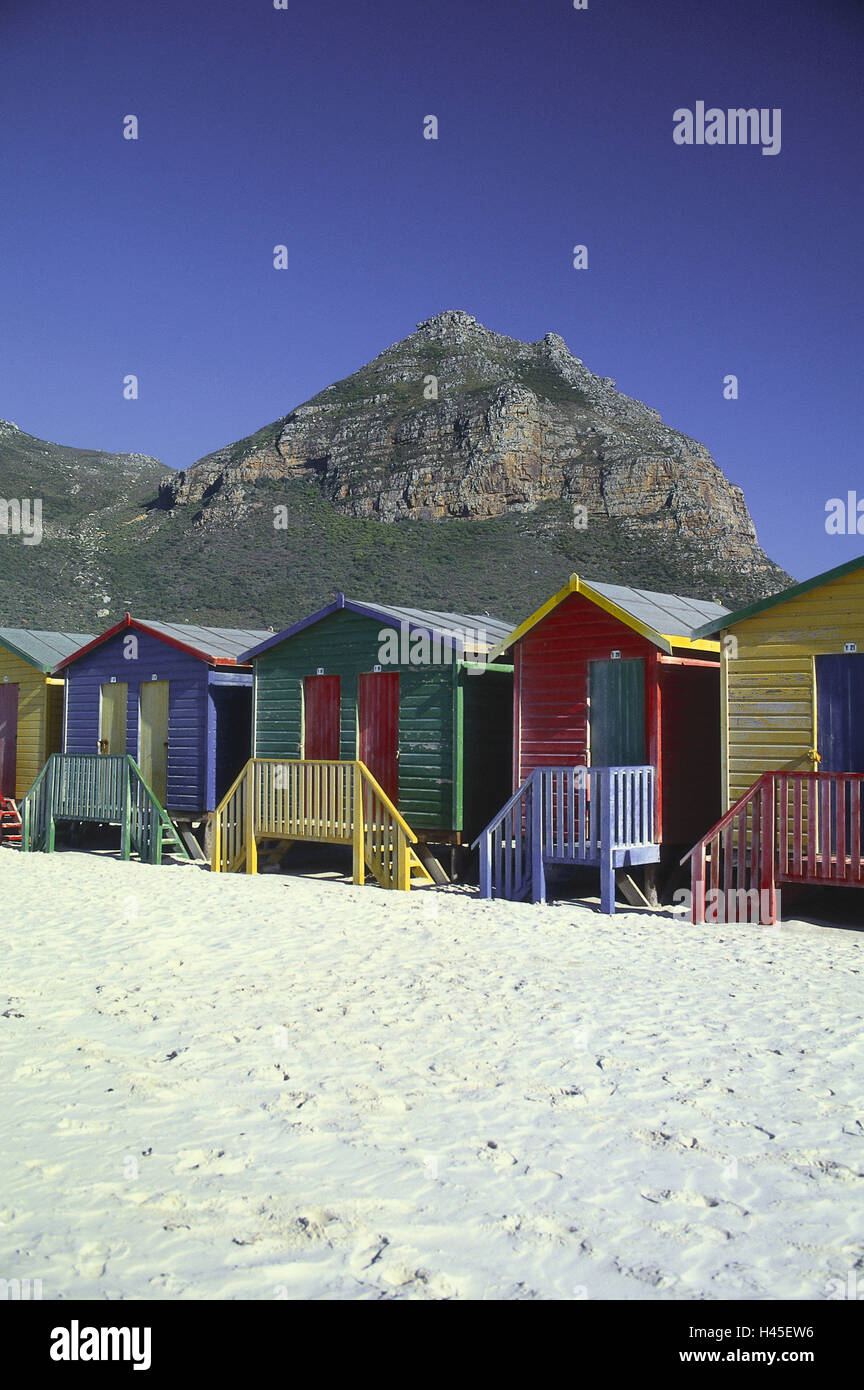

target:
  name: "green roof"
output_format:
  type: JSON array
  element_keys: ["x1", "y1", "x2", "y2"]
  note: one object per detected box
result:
[
  {"x1": 692, "y1": 552, "x2": 864, "y2": 637},
  {"x1": 0, "y1": 628, "x2": 95, "y2": 673}
]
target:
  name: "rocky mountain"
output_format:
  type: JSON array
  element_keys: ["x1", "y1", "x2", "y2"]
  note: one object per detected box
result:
[
  {"x1": 0, "y1": 313, "x2": 790, "y2": 633},
  {"x1": 162, "y1": 310, "x2": 783, "y2": 588}
]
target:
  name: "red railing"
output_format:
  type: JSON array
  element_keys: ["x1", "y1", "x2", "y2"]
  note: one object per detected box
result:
[{"x1": 682, "y1": 771, "x2": 864, "y2": 924}]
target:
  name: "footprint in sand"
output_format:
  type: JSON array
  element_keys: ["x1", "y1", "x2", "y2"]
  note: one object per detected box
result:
[
  {"x1": 23, "y1": 1159, "x2": 66, "y2": 1181},
  {"x1": 477, "y1": 1141, "x2": 523, "y2": 1172},
  {"x1": 74, "y1": 1242, "x2": 111, "y2": 1280},
  {"x1": 615, "y1": 1260, "x2": 678, "y2": 1290},
  {"x1": 640, "y1": 1187, "x2": 721, "y2": 1209},
  {"x1": 171, "y1": 1148, "x2": 248, "y2": 1176}
]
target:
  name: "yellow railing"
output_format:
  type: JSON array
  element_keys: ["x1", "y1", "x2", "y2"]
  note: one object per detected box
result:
[{"x1": 211, "y1": 759, "x2": 418, "y2": 890}]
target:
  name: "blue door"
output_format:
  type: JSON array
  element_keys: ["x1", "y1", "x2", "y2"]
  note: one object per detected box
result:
[{"x1": 816, "y1": 654, "x2": 864, "y2": 772}]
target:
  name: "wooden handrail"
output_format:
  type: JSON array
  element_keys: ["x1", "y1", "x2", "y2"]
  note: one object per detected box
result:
[
  {"x1": 470, "y1": 770, "x2": 536, "y2": 851},
  {"x1": 680, "y1": 773, "x2": 771, "y2": 867},
  {"x1": 680, "y1": 768, "x2": 864, "y2": 924},
  {"x1": 213, "y1": 758, "x2": 251, "y2": 819},
  {"x1": 473, "y1": 765, "x2": 657, "y2": 911},
  {"x1": 355, "y1": 761, "x2": 417, "y2": 842},
  {"x1": 18, "y1": 753, "x2": 184, "y2": 863},
  {"x1": 211, "y1": 758, "x2": 419, "y2": 887}
]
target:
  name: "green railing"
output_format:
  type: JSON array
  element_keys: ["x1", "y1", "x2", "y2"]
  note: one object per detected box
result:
[{"x1": 19, "y1": 754, "x2": 189, "y2": 865}]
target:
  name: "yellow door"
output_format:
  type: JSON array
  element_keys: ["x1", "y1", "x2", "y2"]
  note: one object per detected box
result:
[
  {"x1": 139, "y1": 681, "x2": 169, "y2": 804},
  {"x1": 99, "y1": 683, "x2": 128, "y2": 755}
]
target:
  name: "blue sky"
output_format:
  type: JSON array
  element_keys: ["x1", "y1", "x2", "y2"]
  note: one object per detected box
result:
[{"x1": 0, "y1": 0, "x2": 862, "y2": 580}]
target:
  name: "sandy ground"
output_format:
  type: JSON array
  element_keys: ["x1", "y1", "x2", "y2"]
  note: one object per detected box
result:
[{"x1": 1, "y1": 848, "x2": 863, "y2": 1301}]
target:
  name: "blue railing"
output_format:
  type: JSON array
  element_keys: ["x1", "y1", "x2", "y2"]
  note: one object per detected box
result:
[{"x1": 473, "y1": 765, "x2": 659, "y2": 914}]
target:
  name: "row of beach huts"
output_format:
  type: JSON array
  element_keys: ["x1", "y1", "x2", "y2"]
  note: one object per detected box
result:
[{"x1": 1, "y1": 554, "x2": 863, "y2": 923}]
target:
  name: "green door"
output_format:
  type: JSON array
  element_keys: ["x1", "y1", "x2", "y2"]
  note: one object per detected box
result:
[
  {"x1": 139, "y1": 681, "x2": 170, "y2": 803},
  {"x1": 589, "y1": 659, "x2": 645, "y2": 765}
]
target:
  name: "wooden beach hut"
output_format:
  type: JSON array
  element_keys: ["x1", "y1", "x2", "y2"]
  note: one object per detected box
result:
[
  {"x1": 50, "y1": 615, "x2": 272, "y2": 844},
  {"x1": 0, "y1": 627, "x2": 93, "y2": 801},
  {"x1": 682, "y1": 553, "x2": 864, "y2": 922},
  {"x1": 210, "y1": 594, "x2": 514, "y2": 885},
  {"x1": 473, "y1": 574, "x2": 729, "y2": 910}
]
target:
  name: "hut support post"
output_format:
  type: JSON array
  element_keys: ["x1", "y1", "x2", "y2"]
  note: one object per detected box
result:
[
  {"x1": 760, "y1": 779, "x2": 777, "y2": 924},
  {"x1": 244, "y1": 760, "x2": 257, "y2": 875},
  {"x1": 45, "y1": 758, "x2": 56, "y2": 853},
  {"x1": 692, "y1": 844, "x2": 706, "y2": 924},
  {"x1": 478, "y1": 830, "x2": 492, "y2": 898},
  {"x1": 529, "y1": 772, "x2": 545, "y2": 904},
  {"x1": 121, "y1": 761, "x2": 132, "y2": 861},
  {"x1": 599, "y1": 769, "x2": 615, "y2": 915},
  {"x1": 352, "y1": 765, "x2": 365, "y2": 885}
]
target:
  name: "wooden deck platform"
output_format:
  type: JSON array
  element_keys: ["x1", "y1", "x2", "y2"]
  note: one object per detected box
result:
[
  {"x1": 683, "y1": 771, "x2": 864, "y2": 923},
  {"x1": 17, "y1": 754, "x2": 189, "y2": 864},
  {"x1": 473, "y1": 765, "x2": 660, "y2": 914},
  {"x1": 211, "y1": 758, "x2": 437, "y2": 890}
]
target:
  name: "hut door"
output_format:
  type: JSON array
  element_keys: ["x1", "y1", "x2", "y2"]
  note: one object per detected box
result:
[
  {"x1": 303, "y1": 676, "x2": 341, "y2": 759},
  {"x1": 139, "y1": 681, "x2": 170, "y2": 803},
  {"x1": 588, "y1": 659, "x2": 645, "y2": 766},
  {"x1": 212, "y1": 686, "x2": 253, "y2": 804},
  {"x1": 99, "y1": 683, "x2": 128, "y2": 755},
  {"x1": 357, "y1": 672, "x2": 399, "y2": 804},
  {"x1": 0, "y1": 682, "x2": 18, "y2": 798},
  {"x1": 816, "y1": 654, "x2": 864, "y2": 772}
]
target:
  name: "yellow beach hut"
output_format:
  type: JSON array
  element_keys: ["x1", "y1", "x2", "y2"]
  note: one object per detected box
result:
[
  {"x1": 0, "y1": 628, "x2": 93, "y2": 800},
  {"x1": 691, "y1": 553, "x2": 864, "y2": 806},
  {"x1": 682, "y1": 554, "x2": 864, "y2": 922}
]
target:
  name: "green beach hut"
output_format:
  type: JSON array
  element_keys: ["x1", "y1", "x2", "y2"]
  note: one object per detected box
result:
[{"x1": 236, "y1": 594, "x2": 514, "y2": 865}]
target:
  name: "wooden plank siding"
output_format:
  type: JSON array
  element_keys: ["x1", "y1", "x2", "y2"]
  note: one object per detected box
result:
[
  {"x1": 61, "y1": 629, "x2": 250, "y2": 815},
  {"x1": 721, "y1": 565, "x2": 864, "y2": 808},
  {"x1": 512, "y1": 590, "x2": 722, "y2": 847},
  {"x1": 0, "y1": 643, "x2": 67, "y2": 798},
  {"x1": 251, "y1": 606, "x2": 513, "y2": 838},
  {"x1": 515, "y1": 591, "x2": 657, "y2": 781}
]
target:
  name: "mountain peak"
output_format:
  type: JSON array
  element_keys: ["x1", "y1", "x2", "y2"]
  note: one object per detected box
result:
[
  {"x1": 0, "y1": 315, "x2": 792, "y2": 628},
  {"x1": 154, "y1": 313, "x2": 790, "y2": 604},
  {"x1": 415, "y1": 309, "x2": 481, "y2": 337}
]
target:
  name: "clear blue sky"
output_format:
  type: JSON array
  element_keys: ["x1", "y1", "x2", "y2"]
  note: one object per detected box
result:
[{"x1": 0, "y1": 0, "x2": 861, "y2": 580}]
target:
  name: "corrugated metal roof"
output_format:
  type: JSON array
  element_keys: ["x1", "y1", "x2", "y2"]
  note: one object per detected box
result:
[
  {"x1": 346, "y1": 599, "x2": 513, "y2": 655},
  {"x1": 585, "y1": 581, "x2": 730, "y2": 640},
  {"x1": 0, "y1": 628, "x2": 95, "y2": 672},
  {"x1": 134, "y1": 621, "x2": 275, "y2": 662},
  {"x1": 239, "y1": 594, "x2": 514, "y2": 662},
  {"x1": 491, "y1": 573, "x2": 730, "y2": 657}
]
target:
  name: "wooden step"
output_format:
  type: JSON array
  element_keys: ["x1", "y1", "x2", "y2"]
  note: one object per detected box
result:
[
  {"x1": 413, "y1": 842, "x2": 450, "y2": 885},
  {"x1": 158, "y1": 822, "x2": 191, "y2": 859}
]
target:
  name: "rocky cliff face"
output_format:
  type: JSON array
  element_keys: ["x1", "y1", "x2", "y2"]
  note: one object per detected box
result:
[{"x1": 161, "y1": 310, "x2": 778, "y2": 584}]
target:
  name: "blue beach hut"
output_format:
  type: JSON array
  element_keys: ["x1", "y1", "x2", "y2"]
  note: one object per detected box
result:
[{"x1": 51, "y1": 615, "x2": 273, "y2": 836}]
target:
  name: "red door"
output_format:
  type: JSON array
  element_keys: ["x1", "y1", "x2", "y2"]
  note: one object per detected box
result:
[
  {"x1": 303, "y1": 676, "x2": 341, "y2": 759},
  {"x1": 358, "y1": 672, "x2": 399, "y2": 804},
  {"x1": 0, "y1": 682, "x2": 19, "y2": 798}
]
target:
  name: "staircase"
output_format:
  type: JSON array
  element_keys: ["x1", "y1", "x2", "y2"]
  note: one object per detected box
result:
[
  {"x1": 127, "y1": 760, "x2": 190, "y2": 864},
  {"x1": 473, "y1": 765, "x2": 659, "y2": 914},
  {"x1": 18, "y1": 754, "x2": 190, "y2": 865},
  {"x1": 0, "y1": 797, "x2": 22, "y2": 846},
  {"x1": 211, "y1": 758, "x2": 437, "y2": 890},
  {"x1": 682, "y1": 770, "x2": 864, "y2": 924}
]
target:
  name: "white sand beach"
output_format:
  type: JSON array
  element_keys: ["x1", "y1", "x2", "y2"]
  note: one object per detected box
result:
[{"x1": 1, "y1": 849, "x2": 863, "y2": 1301}]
